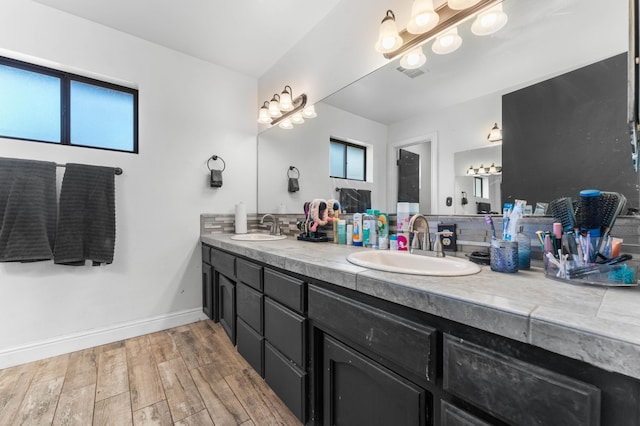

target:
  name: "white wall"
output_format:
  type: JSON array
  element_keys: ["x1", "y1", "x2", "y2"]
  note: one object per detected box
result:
[
  {"x1": 0, "y1": 0, "x2": 257, "y2": 367},
  {"x1": 258, "y1": 103, "x2": 388, "y2": 213}
]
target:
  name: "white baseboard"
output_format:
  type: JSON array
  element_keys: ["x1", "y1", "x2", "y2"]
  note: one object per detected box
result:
[{"x1": 0, "y1": 308, "x2": 209, "y2": 369}]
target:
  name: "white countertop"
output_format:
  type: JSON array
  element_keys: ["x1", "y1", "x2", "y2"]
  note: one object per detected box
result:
[{"x1": 201, "y1": 233, "x2": 640, "y2": 380}]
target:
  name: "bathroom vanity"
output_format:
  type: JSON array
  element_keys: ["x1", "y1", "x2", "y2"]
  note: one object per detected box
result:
[{"x1": 201, "y1": 234, "x2": 640, "y2": 425}]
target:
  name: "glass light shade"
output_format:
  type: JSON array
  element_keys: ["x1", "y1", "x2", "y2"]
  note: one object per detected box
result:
[
  {"x1": 487, "y1": 123, "x2": 502, "y2": 142},
  {"x1": 467, "y1": 165, "x2": 476, "y2": 175},
  {"x1": 432, "y1": 27, "x2": 462, "y2": 55},
  {"x1": 291, "y1": 112, "x2": 304, "y2": 124},
  {"x1": 302, "y1": 105, "x2": 317, "y2": 118},
  {"x1": 268, "y1": 95, "x2": 282, "y2": 118},
  {"x1": 471, "y1": 4, "x2": 508, "y2": 36},
  {"x1": 488, "y1": 163, "x2": 498, "y2": 174},
  {"x1": 447, "y1": 0, "x2": 481, "y2": 10},
  {"x1": 278, "y1": 118, "x2": 293, "y2": 129},
  {"x1": 257, "y1": 105, "x2": 271, "y2": 124},
  {"x1": 375, "y1": 11, "x2": 403, "y2": 53},
  {"x1": 279, "y1": 87, "x2": 293, "y2": 111},
  {"x1": 400, "y1": 46, "x2": 427, "y2": 69},
  {"x1": 407, "y1": 0, "x2": 439, "y2": 34}
]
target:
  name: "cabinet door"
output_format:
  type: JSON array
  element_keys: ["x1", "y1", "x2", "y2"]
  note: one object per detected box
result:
[
  {"x1": 443, "y1": 334, "x2": 601, "y2": 426},
  {"x1": 322, "y1": 334, "x2": 428, "y2": 426},
  {"x1": 218, "y1": 273, "x2": 236, "y2": 343},
  {"x1": 202, "y1": 262, "x2": 215, "y2": 320}
]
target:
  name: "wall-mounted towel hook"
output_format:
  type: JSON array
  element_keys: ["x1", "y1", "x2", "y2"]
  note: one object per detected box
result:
[
  {"x1": 287, "y1": 166, "x2": 300, "y2": 193},
  {"x1": 206, "y1": 155, "x2": 225, "y2": 188}
]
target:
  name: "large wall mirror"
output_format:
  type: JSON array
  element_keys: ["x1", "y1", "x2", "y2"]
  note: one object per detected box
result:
[{"x1": 258, "y1": 0, "x2": 633, "y2": 215}]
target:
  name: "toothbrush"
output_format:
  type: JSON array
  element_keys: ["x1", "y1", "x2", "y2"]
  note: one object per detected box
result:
[{"x1": 485, "y1": 215, "x2": 497, "y2": 240}]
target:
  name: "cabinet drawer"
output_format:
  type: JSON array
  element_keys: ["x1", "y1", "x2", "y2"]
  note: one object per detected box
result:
[
  {"x1": 201, "y1": 244, "x2": 211, "y2": 265},
  {"x1": 264, "y1": 268, "x2": 305, "y2": 313},
  {"x1": 264, "y1": 297, "x2": 305, "y2": 367},
  {"x1": 236, "y1": 258, "x2": 262, "y2": 291},
  {"x1": 237, "y1": 318, "x2": 264, "y2": 377},
  {"x1": 264, "y1": 341, "x2": 306, "y2": 423},
  {"x1": 210, "y1": 249, "x2": 235, "y2": 278},
  {"x1": 237, "y1": 282, "x2": 263, "y2": 334},
  {"x1": 308, "y1": 284, "x2": 436, "y2": 382},
  {"x1": 443, "y1": 334, "x2": 601, "y2": 426},
  {"x1": 441, "y1": 401, "x2": 491, "y2": 426}
]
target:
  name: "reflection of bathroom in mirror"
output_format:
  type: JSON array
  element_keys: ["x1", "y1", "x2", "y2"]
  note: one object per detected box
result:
[
  {"x1": 454, "y1": 146, "x2": 501, "y2": 215},
  {"x1": 257, "y1": 0, "x2": 634, "y2": 215}
]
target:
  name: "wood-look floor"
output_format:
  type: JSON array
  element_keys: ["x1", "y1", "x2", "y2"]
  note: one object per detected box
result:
[{"x1": 0, "y1": 320, "x2": 301, "y2": 426}]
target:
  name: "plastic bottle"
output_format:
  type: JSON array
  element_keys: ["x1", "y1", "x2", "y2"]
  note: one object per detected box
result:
[
  {"x1": 338, "y1": 220, "x2": 347, "y2": 245},
  {"x1": 363, "y1": 209, "x2": 377, "y2": 248},
  {"x1": 333, "y1": 211, "x2": 339, "y2": 244},
  {"x1": 346, "y1": 223, "x2": 353, "y2": 245},
  {"x1": 516, "y1": 226, "x2": 531, "y2": 270},
  {"x1": 389, "y1": 235, "x2": 398, "y2": 250},
  {"x1": 352, "y1": 213, "x2": 363, "y2": 246}
]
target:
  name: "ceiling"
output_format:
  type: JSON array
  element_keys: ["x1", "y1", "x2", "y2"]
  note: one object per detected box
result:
[{"x1": 32, "y1": 0, "x2": 343, "y2": 78}]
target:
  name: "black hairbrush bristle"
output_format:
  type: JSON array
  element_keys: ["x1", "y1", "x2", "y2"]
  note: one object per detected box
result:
[{"x1": 548, "y1": 197, "x2": 576, "y2": 232}]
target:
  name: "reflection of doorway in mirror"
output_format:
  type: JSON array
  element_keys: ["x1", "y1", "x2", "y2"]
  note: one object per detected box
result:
[{"x1": 397, "y1": 142, "x2": 431, "y2": 213}]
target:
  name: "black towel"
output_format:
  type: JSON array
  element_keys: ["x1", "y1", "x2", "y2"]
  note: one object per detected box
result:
[
  {"x1": 54, "y1": 164, "x2": 116, "y2": 266},
  {"x1": 0, "y1": 158, "x2": 57, "y2": 262},
  {"x1": 357, "y1": 189, "x2": 372, "y2": 213},
  {"x1": 339, "y1": 188, "x2": 359, "y2": 214}
]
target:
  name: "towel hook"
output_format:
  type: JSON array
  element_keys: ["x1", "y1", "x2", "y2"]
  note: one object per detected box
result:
[
  {"x1": 287, "y1": 166, "x2": 299, "y2": 179},
  {"x1": 207, "y1": 155, "x2": 226, "y2": 172}
]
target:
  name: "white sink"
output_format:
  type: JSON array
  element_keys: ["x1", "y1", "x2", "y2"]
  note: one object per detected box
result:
[
  {"x1": 347, "y1": 250, "x2": 481, "y2": 276},
  {"x1": 230, "y1": 234, "x2": 287, "y2": 241}
]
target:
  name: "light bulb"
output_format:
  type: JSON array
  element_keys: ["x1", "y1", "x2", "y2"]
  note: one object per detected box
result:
[
  {"x1": 471, "y1": 4, "x2": 508, "y2": 36},
  {"x1": 432, "y1": 27, "x2": 462, "y2": 54},
  {"x1": 302, "y1": 105, "x2": 317, "y2": 118},
  {"x1": 375, "y1": 10, "x2": 403, "y2": 53},
  {"x1": 268, "y1": 95, "x2": 282, "y2": 118},
  {"x1": 407, "y1": 0, "x2": 439, "y2": 34},
  {"x1": 291, "y1": 112, "x2": 305, "y2": 124},
  {"x1": 278, "y1": 118, "x2": 293, "y2": 129},
  {"x1": 400, "y1": 46, "x2": 426, "y2": 69},
  {"x1": 257, "y1": 105, "x2": 271, "y2": 124},
  {"x1": 279, "y1": 87, "x2": 293, "y2": 111}
]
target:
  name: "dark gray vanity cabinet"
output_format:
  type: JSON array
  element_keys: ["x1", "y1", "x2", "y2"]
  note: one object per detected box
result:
[
  {"x1": 201, "y1": 245, "x2": 214, "y2": 320},
  {"x1": 263, "y1": 268, "x2": 308, "y2": 422},
  {"x1": 202, "y1": 244, "x2": 640, "y2": 426},
  {"x1": 210, "y1": 248, "x2": 236, "y2": 343}
]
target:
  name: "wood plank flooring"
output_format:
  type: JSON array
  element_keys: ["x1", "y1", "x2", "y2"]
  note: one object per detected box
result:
[{"x1": 0, "y1": 321, "x2": 301, "y2": 426}]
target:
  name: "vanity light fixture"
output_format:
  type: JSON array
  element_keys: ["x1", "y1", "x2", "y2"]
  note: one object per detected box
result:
[
  {"x1": 375, "y1": 0, "x2": 507, "y2": 61},
  {"x1": 471, "y1": 3, "x2": 508, "y2": 36},
  {"x1": 487, "y1": 122, "x2": 503, "y2": 142},
  {"x1": 432, "y1": 27, "x2": 462, "y2": 54},
  {"x1": 257, "y1": 86, "x2": 315, "y2": 128},
  {"x1": 468, "y1": 163, "x2": 501, "y2": 175},
  {"x1": 400, "y1": 46, "x2": 427, "y2": 69}
]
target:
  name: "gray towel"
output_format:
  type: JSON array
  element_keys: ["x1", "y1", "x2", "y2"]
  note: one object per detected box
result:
[
  {"x1": 0, "y1": 158, "x2": 57, "y2": 262},
  {"x1": 54, "y1": 164, "x2": 116, "y2": 266}
]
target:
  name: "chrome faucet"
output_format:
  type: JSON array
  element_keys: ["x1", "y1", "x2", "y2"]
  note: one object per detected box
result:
[
  {"x1": 408, "y1": 214, "x2": 431, "y2": 253},
  {"x1": 260, "y1": 214, "x2": 280, "y2": 235},
  {"x1": 408, "y1": 214, "x2": 451, "y2": 257}
]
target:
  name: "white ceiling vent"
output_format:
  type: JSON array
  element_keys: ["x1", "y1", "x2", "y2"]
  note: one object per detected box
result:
[{"x1": 396, "y1": 66, "x2": 426, "y2": 79}]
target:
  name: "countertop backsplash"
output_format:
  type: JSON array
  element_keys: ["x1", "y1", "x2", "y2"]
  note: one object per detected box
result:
[{"x1": 200, "y1": 213, "x2": 640, "y2": 265}]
